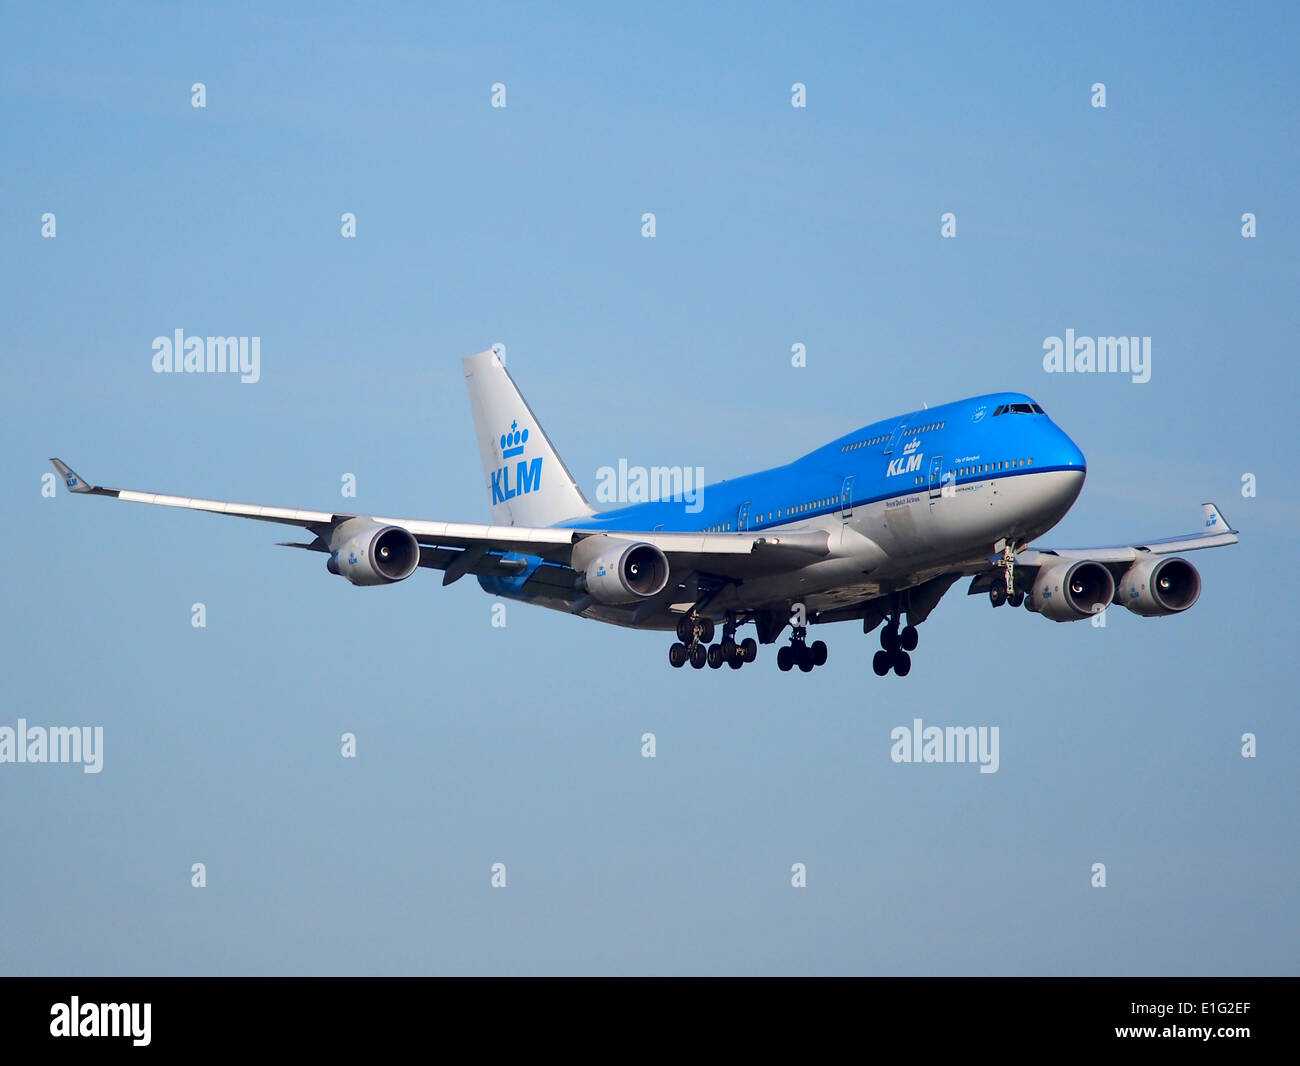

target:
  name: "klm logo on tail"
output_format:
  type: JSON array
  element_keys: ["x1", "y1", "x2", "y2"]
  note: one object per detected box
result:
[{"x1": 492, "y1": 419, "x2": 543, "y2": 505}]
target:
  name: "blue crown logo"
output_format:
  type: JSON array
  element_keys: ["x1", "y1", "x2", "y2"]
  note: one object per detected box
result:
[{"x1": 500, "y1": 420, "x2": 529, "y2": 459}]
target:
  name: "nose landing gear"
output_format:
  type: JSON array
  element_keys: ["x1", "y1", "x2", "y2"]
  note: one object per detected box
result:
[{"x1": 989, "y1": 540, "x2": 1026, "y2": 608}]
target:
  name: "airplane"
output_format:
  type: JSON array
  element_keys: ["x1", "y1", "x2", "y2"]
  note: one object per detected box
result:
[{"x1": 50, "y1": 348, "x2": 1238, "y2": 676}]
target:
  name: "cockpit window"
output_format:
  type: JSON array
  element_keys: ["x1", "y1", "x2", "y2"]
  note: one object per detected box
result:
[{"x1": 994, "y1": 402, "x2": 1042, "y2": 416}]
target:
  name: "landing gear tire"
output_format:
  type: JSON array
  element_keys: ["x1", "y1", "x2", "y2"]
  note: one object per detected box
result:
[
  {"x1": 699, "y1": 618, "x2": 715, "y2": 643},
  {"x1": 777, "y1": 646, "x2": 793, "y2": 672},
  {"x1": 872, "y1": 650, "x2": 891, "y2": 676},
  {"x1": 707, "y1": 643, "x2": 725, "y2": 669},
  {"x1": 797, "y1": 646, "x2": 814, "y2": 672},
  {"x1": 740, "y1": 637, "x2": 757, "y2": 663},
  {"x1": 892, "y1": 650, "x2": 912, "y2": 677},
  {"x1": 881, "y1": 624, "x2": 900, "y2": 652},
  {"x1": 989, "y1": 584, "x2": 1006, "y2": 608},
  {"x1": 728, "y1": 651, "x2": 744, "y2": 669},
  {"x1": 689, "y1": 643, "x2": 707, "y2": 669},
  {"x1": 1008, "y1": 588, "x2": 1025, "y2": 608},
  {"x1": 811, "y1": 640, "x2": 827, "y2": 666},
  {"x1": 669, "y1": 643, "x2": 687, "y2": 668},
  {"x1": 675, "y1": 617, "x2": 694, "y2": 642},
  {"x1": 900, "y1": 626, "x2": 918, "y2": 652},
  {"x1": 720, "y1": 637, "x2": 737, "y2": 660}
]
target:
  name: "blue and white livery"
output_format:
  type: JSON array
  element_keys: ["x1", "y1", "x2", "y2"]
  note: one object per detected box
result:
[{"x1": 50, "y1": 349, "x2": 1238, "y2": 675}]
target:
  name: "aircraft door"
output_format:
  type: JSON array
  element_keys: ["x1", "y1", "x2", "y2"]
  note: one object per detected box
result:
[
  {"x1": 928, "y1": 455, "x2": 946, "y2": 501},
  {"x1": 883, "y1": 422, "x2": 908, "y2": 455}
]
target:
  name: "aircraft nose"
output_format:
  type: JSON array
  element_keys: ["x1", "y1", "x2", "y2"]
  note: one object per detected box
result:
[{"x1": 1047, "y1": 423, "x2": 1086, "y2": 472}]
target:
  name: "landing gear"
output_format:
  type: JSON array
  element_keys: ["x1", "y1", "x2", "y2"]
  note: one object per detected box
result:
[
  {"x1": 779, "y1": 622, "x2": 828, "y2": 673},
  {"x1": 676, "y1": 615, "x2": 714, "y2": 643},
  {"x1": 671, "y1": 614, "x2": 755, "y2": 671},
  {"x1": 874, "y1": 609, "x2": 917, "y2": 676},
  {"x1": 990, "y1": 539, "x2": 1023, "y2": 608}
]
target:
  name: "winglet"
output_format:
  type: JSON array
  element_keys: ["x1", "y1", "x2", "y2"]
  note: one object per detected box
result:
[
  {"x1": 1201, "y1": 502, "x2": 1235, "y2": 534},
  {"x1": 50, "y1": 458, "x2": 93, "y2": 493}
]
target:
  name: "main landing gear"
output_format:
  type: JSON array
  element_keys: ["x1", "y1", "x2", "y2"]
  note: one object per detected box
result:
[
  {"x1": 988, "y1": 540, "x2": 1025, "y2": 609},
  {"x1": 871, "y1": 616, "x2": 918, "y2": 677},
  {"x1": 668, "y1": 614, "x2": 756, "y2": 671},
  {"x1": 777, "y1": 623, "x2": 828, "y2": 673}
]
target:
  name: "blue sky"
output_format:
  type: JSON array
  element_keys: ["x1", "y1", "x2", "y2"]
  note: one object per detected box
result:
[{"x1": 2, "y1": 2, "x2": 1297, "y2": 974}]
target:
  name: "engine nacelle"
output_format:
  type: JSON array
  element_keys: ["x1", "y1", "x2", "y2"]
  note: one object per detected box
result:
[
  {"x1": 1114, "y1": 556, "x2": 1201, "y2": 616},
  {"x1": 326, "y1": 519, "x2": 420, "y2": 586},
  {"x1": 573, "y1": 537, "x2": 670, "y2": 604},
  {"x1": 1025, "y1": 560, "x2": 1114, "y2": 622}
]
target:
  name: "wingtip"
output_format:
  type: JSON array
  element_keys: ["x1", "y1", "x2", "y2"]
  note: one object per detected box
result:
[{"x1": 49, "y1": 457, "x2": 92, "y2": 493}]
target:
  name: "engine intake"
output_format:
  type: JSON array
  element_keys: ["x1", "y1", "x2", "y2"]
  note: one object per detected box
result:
[
  {"x1": 573, "y1": 537, "x2": 670, "y2": 604},
  {"x1": 327, "y1": 520, "x2": 421, "y2": 586},
  {"x1": 1115, "y1": 556, "x2": 1201, "y2": 616},
  {"x1": 1026, "y1": 560, "x2": 1114, "y2": 622}
]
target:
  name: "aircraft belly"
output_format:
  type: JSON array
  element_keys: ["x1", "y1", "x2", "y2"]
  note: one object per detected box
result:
[{"x1": 483, "y1": 471, "x2": 1083, "y2": 630}]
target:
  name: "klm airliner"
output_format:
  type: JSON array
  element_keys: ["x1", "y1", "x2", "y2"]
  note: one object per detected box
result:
[{"x1": 51, "y1": 349, "x2": 1238, "y2": 676}]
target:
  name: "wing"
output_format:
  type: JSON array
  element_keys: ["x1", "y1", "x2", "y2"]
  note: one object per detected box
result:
[
  {"x1": 49, "y1": 458, "x2": 830, "y2": 585},
  {"x1": 967, "y1": 501, "x2": 1240, "y2": 595}
]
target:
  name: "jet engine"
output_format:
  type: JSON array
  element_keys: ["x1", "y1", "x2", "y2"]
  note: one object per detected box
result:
[
  {"x1": 573, "y1": 538, "x2": 670, "y2": 604},
  {"x1": 1114, "y1": 556, "x2": 1201, "y2": 616},
  {"x1": 326, "y1": 520, "x2": 421, "y2": 586},
  {"x1": 1025, "y1": 560, "x2": 1114, "y2": 622}
]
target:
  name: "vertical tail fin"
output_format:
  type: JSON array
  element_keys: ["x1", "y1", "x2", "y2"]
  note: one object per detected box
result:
[{"x1": 462, "y1": 350, "x2": 594, "y2": 527}]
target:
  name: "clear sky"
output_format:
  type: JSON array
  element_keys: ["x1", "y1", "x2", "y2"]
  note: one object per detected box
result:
[{"x1": 2, "y1": 1, "x2": 1296, "y2": 975}]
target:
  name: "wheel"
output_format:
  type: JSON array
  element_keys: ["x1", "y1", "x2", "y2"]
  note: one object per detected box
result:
[
  {"x1": 1008, "y1": 588, "x2": 1024, "y2": 608},
  {"x1": 881, "y1": 624, "x2": 899, "y2": 651},
  {"x1": 797, "y1": 645, "x2": 814, "y2": 672},
  {"x1": 699, "y1": 618, "x2": 715, "y2": 643},
  {"x1": 811, "y1": 640, "x2": 827, "y2": 666},
  {"x1": 669, "y1": 643, "x2": 687, "y2": 668},
  {"x1": 989, "y1": 584, "x2": 1006, "y2": 607},
  {"x1": 900, "y1": 626, "x2": 918, "y2": 652},
  {"x1": 707, "y1": 643, "x2": 725, "y2": 669},
  {"x1": 728, "y1": 651, "x2": 744, "y2": 669},
  {"x1": 872, "y1": 650, "x2": 891, "y2": 676},
  {"x1": 676, "y1": 617, "x2": 694, "y2": 642},
  {"x1": 777, "y1": 646, "x2": 792, "y2": 672},
  {"x1": 689, "y1": 643, "x2": 707, "y2": 669},
  {"x1": 741, "y1": 637, "x2": 757, "y2": 662},
  {"x1": 720, "y1": 637, "x2": 737, "y2": 659},
  {"x1": 892, "y1": 650, "x2": 912, "y2": 677}
]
